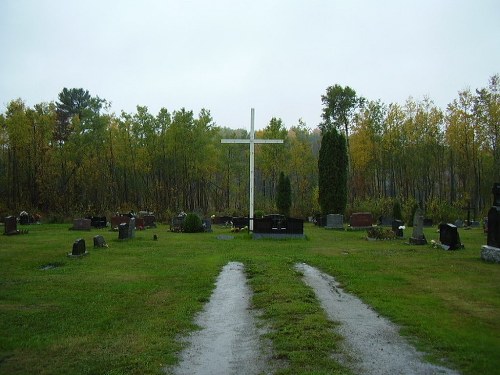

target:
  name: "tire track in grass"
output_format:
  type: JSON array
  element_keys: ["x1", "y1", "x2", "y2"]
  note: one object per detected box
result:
[
  {"x1": 296, "y1": 263, "x2": 459, "y2": 375},
  {"x1": 167, "y1": 262, "x2": 273, "y2": 375}
]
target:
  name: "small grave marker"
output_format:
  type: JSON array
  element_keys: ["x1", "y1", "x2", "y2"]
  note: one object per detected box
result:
[
  {"x1": 439, "y1": 223, "x2": 463, "y2": 250},
  {"x1": 93, "y1": 235, "x2": 107, "y2": 248},
  {"x1": 68, "y1": 238, "x2": 87, "y2": 257},
  {"x1": 3, "y1": 216, "x2": 20, "y2": 235}
]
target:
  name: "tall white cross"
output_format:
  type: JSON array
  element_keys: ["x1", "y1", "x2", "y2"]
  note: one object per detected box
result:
[{"x1": 221, "y1": 108, "x2": 284, "y2": 231}]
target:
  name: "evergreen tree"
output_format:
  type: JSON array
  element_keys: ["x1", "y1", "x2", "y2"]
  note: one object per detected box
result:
[
  {"x1": 318, "y1": 128, "x2": 348, "y2": 215},
  {"x1": 276, "y1": 171, "x2": 291, "y2": 217}
]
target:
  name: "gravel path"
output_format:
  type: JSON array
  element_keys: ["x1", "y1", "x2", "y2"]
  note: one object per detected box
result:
[
  {"x1": 296, "y1": 263, "x2": 459, "y2": 375},
  {"x1": 167, "y1": 262, "x2": 273, "y2": 375}
]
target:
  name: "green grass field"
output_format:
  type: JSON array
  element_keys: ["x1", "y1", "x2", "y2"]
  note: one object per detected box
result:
[{"x1": 1, "y1": 223, "x2": 499, "y2": 375}]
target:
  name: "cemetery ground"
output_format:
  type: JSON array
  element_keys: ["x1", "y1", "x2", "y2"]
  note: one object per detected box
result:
[{"x1": 0, "y1": 223, "x2": 499, "y2": 375}]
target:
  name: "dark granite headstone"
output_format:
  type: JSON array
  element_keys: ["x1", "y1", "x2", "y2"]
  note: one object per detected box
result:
[
  {"x1": 481, "y1": 183, "x2": 500, "y2": 263},
  {"x1": 93, "y1": 235, "x2": 107, "y2": 248},
  {"x1": 70, "y1": 238, "x2": 87, "y2": 256},
  {"x1": 71, "y1": 218, "x2": 91, "y2": 231},
  {"x1": 487, "y1": 206, "x2": 500, "y2": 248},
  {"x1": 410, "y1": 208, "x2": 427, "y2": 245},
  {"x1": 88, "y1": 216, "x2": 107, "y2": 228},
  {"x1": 379, "y1": 216, "x2": 393, "y2": 226},
  {"x1": 349, "y1": 212, "x2": 373, "y2": 229},
  {"x1": 439, "y1": 223, "x2": 462, "y2": 250},
  {"x1": 392, "y1": 219, "x2": 404, "y2": 238},
  {"x1": 118, "y1": 223, "x2": 129, "y2": 239},
  {"x1": 19, "y1": 211, "x2": 31, "y2": 225},
  {"x1": 3, "y1": 216, "x2": 20, "y2": 235}
]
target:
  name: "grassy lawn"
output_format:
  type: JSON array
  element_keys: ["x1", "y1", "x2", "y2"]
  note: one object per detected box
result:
[{"x1": 0, "y1": 222, "x2": 499, "y2": 374}]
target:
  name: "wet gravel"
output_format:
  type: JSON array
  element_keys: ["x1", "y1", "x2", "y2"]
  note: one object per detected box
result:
[
  {"x1": 296, "y1": 263, "x2": 460, "y2": 375},
  {"x1": 167, "y1": 262, "x2": 273, "y2": 375}
]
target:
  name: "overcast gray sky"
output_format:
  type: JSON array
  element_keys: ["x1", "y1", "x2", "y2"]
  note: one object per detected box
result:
[{"x1": 1, "y1": 0, "x2": 499, "y2": 130}]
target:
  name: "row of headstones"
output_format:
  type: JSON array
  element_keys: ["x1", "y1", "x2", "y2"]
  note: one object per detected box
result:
[
  {"x1": 70, "y1": 215, "x2": 156, "y2": 231},
  {"x1": 321, "y1": 210, "x2": 464, "y2": 250}
]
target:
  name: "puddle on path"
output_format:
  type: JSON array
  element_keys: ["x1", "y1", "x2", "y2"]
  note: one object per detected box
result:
[
  {"x1": 296, "y1": 263, "x2": 459, "y2": 375},
  {"x1": 167, "y1": 262, "x2": 273, "y2": 375}
]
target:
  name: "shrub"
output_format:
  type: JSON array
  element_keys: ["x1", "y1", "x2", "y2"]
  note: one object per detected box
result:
[
  {"x1": 366, "y1": 226, "x2": 396, "y2": 240},
  {"x1": 183, "y1": 213, "x2": 203, "y2": 233}
]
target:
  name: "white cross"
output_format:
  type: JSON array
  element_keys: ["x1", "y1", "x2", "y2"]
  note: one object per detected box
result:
[{"x1": 221, "y1": 108, "x2": 284, "y2": 231}]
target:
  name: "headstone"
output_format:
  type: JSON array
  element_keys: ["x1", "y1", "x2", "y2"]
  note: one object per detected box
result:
[
  {"x1": 143, "y1": 214, "x2": 156, "y2": 228},
  {"x1": 252, "y1": 217, "x2": 304, "y2": 239},
  {"x1": 392, "y1": 219, "x2": 404, "y2": 238},
  {"x1": 202, "y1": 218, "x2": 212, "y2": 232},
  {"x1": 135, "y1": 217, "x2": 144, "y2": 230},
  {"x1": 454, "y1": 219, "x2": 464, "y2": 228},
  {"x1": 349, "y1": 212, "x2": 373, "y2": 229},
  {"x1": 486, "y1": 206, "x2": 500, "y2": 249},
  {"x1": 3, "y1": 216, "x2": 20, "y2": 235},
  {"x1": 71, "y1": 218, "x2": 91, "y2": 231},
  {"x1": 409, "y1": 208, "x2": 427, "y2": 245},
  {"x1": 19, "y1": 211, "x2": 31, "y2": 225},
  {"x1": 118, "y1": 223, "x2": 129, "y2": 239},
  {"x1": 69, "y1": 238, "x2": 87, "y2": 257},
  {"x1": 379, "y1": 216, "x2": 393, "y2": 226},
  {"x1": 93, "y1": 235, "x2": 107, "y2": 248},
  {"x1": 88, "y1": 216, "x2": 107, "y2": 228},
  {"x1": 481, "y1": 184, "x2": 500, "y2": 263},
  {"x1": 326, "y1": 214, "x2": 344, "y2": 230},
  {"x1": 439, "y1": 223, "x2": 462, "y2": 250},
  {"x1": 128, "y1": 217, "x2": 136, "y2": 238}
]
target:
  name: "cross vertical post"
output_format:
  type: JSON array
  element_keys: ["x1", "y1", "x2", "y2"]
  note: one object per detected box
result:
[{"x1": 221, "y1": 108, "x2": 284, "y2": 231}]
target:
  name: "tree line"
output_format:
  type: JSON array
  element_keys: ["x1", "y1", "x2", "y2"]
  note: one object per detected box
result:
[{"x1": 0, "y1": 75, "x2": 498, "y2": 223}]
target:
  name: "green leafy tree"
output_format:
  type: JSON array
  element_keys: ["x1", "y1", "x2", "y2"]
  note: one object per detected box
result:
[
  {"x1": 318, "y1": 128, "x2": 348, "y2": 215},
  {"x1": 276, "y1": 171, "x2": 291, "y2": 217},
  {"x1": 320, "y1": 84, "x2": 363, "y2": 142}
]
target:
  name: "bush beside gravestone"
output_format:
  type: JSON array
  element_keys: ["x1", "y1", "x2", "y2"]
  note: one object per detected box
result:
[{"x1": 183, "y1": 213, "x2": 203, "y2": 233}]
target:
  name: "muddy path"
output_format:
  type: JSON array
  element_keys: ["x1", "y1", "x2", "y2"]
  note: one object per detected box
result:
[
  {"x1": 296, "y1": 263, "x2": 459, "y2": 375},
  {"x1": 166, "y1": 262, "x2": 273, "y2": 375}
]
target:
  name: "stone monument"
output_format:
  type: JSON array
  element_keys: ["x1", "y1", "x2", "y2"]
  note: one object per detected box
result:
[
  {"x1": 481, "y1": 183, "x2": 500, "y2": 263},
  {"x1": 409, "y1": 208, "x2": 427, "y2": 245},
  {"x1": 3, "y1": 216, "x2": 20, "y2": 235},
  {"x1": 326, "y1": 214, "x2": 344, "y2": 230},
  {"x1": 68, "y1": 238, "x2": 87, "y2": 257}
]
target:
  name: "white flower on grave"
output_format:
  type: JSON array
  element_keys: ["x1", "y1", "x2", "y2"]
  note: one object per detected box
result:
[
  {"x1": 399, "y1": 226, "x2": 406, "y2": 230},
  {"x1": 431, "y1": 240, "x2": 436, "y2": 244}
]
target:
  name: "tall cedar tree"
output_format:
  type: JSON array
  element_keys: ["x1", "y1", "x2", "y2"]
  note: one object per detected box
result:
[
  {"x1": 318, "y1": 128, "x2": 348, "y2": 215},
  {"x1": 276, "y1": 171, "x2": 291, "y2": 217}
]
